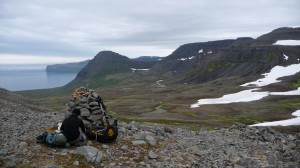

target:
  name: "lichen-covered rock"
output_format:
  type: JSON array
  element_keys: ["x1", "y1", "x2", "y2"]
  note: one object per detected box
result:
[{"x1": 75, "y1": 146, "x2": 102, "y2": 164}]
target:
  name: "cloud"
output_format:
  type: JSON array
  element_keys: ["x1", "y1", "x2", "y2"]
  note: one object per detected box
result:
[{"x1": 0, "y1": 0, "x2": 299, "y2": 63}]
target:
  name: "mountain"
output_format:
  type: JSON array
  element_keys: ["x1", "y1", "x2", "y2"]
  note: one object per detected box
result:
[
  {"x1": 46, "y1": 60, "x2": 90, "y2": 73},
  {"x1": 65, "y1": 51, "x2": 155, "y2": 89},
  {"x1": 151, "y1": 27, "x2": 300, "y2": 83},
  {"x1": 63, "y1": 27, "x2": 300, "y2": 89},
  {"x1": 255, "y1": 27, "x2": 300, "y2": 45}
]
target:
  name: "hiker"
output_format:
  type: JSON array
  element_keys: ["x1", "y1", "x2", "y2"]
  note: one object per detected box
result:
[{"x1": 60, "y1": 108, "x2": 86, "y2": 146}]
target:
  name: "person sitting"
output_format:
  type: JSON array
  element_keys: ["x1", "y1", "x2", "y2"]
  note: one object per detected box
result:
[{"x1": 60, "y1": 109, "x2": 86, "y2": 146}]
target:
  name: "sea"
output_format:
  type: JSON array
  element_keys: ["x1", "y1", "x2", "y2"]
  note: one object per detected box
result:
[{"x1": 0, "y1": 64, "x2": 77, "y2": 91}]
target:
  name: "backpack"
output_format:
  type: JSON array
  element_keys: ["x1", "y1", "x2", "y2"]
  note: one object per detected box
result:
[
  {"x1": 37, "y1": 131, "x2": 67, "y2": 147},
  {"x1": 86, "y1": 119, "x2": 118, "y2": 143},
  {"x1": 53, "y1": 132, "x2": 68, "y2": 146}
]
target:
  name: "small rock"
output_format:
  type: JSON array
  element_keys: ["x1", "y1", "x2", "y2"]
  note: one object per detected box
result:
[
  {"x1": 87, "y1": 141, "x2": 93, "y2": 146},
  {"x1": 89, "y1": 101, "x2": 99, "y2": 106},
  {"x1": 267, "y1": 151, "x2": 277, "y2": 166},
  {"x1": 145, "y1": 135, "x2": 157, "y2": 146},
  {"x1": 263, "y1": 133, "x2": 275, "y2": 142},
  {"x1": 80, "y1": 108, "x2": 90, "y2": 117},
  {"x1": 0, "y1": 147, "x2": 8, "y2": 156},
  {"x1": 120, "y1": 145, "x2": 128, "y2": 150},
  {"x1": 132, "y1": 140, "x2": 147, "y2": 146},
  {"x1": 119, "y1": 127, "x2": 127, "y2": 134},
  {"x1": 19, "y1": 141, "x2": 28, "y2": 147},
  {"x1": 92, "y1": 92, "x2": 99, "y2": 98},
  {"x1": 102, "y1": 144, "x2": 109, "y2": 149},
  {"x1": 44, "y1": 163, "x2": 58, "y2": 168},
  {"x1": 234, "y1": 164, "x2": 244, "y2": 168},
  {"x1": 109, "y1": 162, "x2": 116, "y2": 167},
  {"x1": 288, "y1": 134, "x2": 296, "y2": 141},
  {"x1": 73, "y1": 161, "x2": 80, "y2": 166},
  {"x1": 148, "y1": 151, "x2": 158, "y2": 159},
  {"x1": 164, "y1": 126, "x2": 173, "y2": 133}
]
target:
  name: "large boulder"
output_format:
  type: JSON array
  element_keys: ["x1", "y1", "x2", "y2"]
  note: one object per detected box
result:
[{"x1": 74, "y1": 146, "x2": 102, "y2": 164}]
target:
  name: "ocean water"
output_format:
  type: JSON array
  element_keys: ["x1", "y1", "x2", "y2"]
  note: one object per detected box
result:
[{"x1": 0, "y1": 65, "x2": 77, "y2": 91}]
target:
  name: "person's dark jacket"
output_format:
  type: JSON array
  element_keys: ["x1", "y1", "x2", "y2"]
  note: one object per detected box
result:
[{"x1": 60, "y1": 114, "x2": 85, "y2": 142}]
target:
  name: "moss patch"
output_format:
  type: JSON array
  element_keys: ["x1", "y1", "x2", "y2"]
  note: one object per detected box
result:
[
  {"x1": 208, "y1": 114, "x2": 264, "y2": 125},
  {"x1": 207, "y1": 62, "x2": 234, "y2": 72},
  {"x1": 268, "y1": 52, "x2": 274, "y2": 61},
  {"x1": 292, "y1": 79, "x2": 300, "y2": 88},
  {"x1": 48, "y1": 105, "x2": 65, "y2": 111},
  {"x1": 278, "y1": 100, "x2": 300, "y2": 107}
]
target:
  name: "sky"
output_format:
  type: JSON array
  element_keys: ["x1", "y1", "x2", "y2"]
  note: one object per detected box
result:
[{"x1": 0, "y1": 0, "x2": 300, "y2": 64}]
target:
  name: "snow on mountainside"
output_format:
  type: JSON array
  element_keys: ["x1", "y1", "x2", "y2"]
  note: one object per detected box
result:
[
  {"x1": 273, "y1": 40, "x2": 300, "y2": 46},
  {"x1": 191, "y1": 61, "x2": 300, "y2": 126}
]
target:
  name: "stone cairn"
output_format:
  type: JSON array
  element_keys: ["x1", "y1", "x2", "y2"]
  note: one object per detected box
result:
[{"x1": 67, "y1": 87, "x2": 108, "y2": 126}]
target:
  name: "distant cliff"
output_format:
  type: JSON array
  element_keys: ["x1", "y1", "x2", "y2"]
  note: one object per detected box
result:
[
  {"x1": 46, "y1": 60, "x2": 90, "y2": 73},
  {"x1": 65, "y1": 51, "x2": 155, "y2": 89},
  {"x1": 151, "y1": 27, "x2": 300, "y2": 83}
]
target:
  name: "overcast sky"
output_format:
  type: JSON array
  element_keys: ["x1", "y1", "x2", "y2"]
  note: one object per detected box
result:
[{"x1": 0, "y1": 0, "x2": 299, "y2": 64}]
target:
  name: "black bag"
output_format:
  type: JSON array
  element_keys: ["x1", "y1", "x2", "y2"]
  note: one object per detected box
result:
[{"x1": 86, "y1": 120, "x2": 118, "y2": 143}]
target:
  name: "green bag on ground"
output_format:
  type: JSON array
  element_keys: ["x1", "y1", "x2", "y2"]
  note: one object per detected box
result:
[{"x1": 53, "y1": 132, "x2": 67, "y2": 147}]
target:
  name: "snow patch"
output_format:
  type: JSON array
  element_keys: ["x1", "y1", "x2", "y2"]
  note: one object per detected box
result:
[
  {"x1": 198, "y1": 49, "x2": 203, "y2": 53},
  {"x1": 177, "y1": 56, "x2": 195, "y2": 61},
  {"x1": 190, "y1": 87, "x2": 300, "y2": 108},
  {"x1": 250, "y1": 110, "x2": 300, "y2": 126},
  {"x1": 241, "y1": 63, "x2": 300, "y2": 87},
  {"x1": 190, "y1": 89, "x2": 269, "y2": 108},
  {"x1": 273, "y1": 40, "x2": 300, "y2": 46},
  {"x1": 131, "y1": 68, "x2": 149, "y2": 72},
  {"x1": 207, "y1": 51, "x2": 212, "y2": 54},
  {"x1": 283, "y1": 53, "x2": 288, "y2": 60},
  {"x1": 156, "y1": 80, "x2": 165, "y2": 88}
]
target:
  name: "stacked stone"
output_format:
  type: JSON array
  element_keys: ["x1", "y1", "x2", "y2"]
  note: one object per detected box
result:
[{"x1": 67, "y1": 87, "x2": 105, "y2": 126}]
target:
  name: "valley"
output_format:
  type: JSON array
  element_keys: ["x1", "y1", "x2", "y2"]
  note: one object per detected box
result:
[
  {"x1": 18, "y1": 27, "x2": 300, "y2": 131},
  {"x1": 19, "y1": 70, "x2": 300, "y2": 132}
]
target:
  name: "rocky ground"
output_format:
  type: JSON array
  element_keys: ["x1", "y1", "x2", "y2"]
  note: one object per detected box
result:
[{"x1": 0, "y1": 88, "x2": 299, "y2": 168}]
